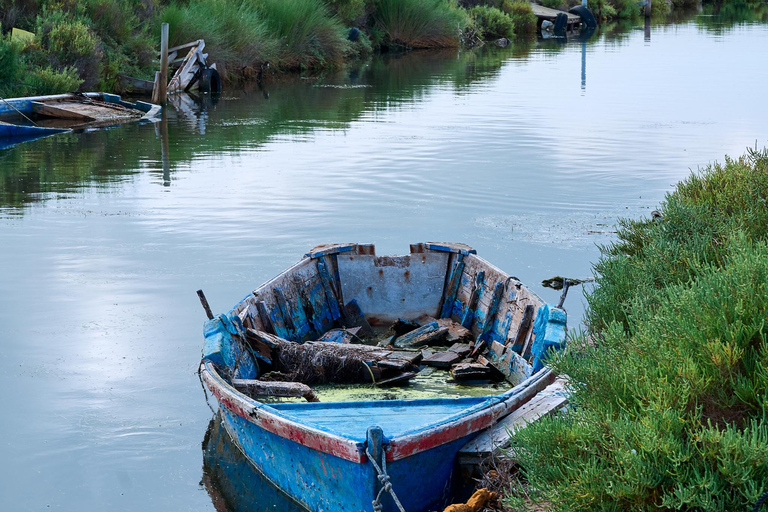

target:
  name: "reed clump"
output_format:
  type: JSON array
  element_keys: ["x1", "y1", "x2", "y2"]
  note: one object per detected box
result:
[
  {"x1": 372, "y1": 0, "x2": 470, "y2": 49},
  {"x1": 506, "y1": 147, "x2": 768, "y2": 511},
  {"x1": 469, "y1": 5, "x2": 516, "y2": 40}
]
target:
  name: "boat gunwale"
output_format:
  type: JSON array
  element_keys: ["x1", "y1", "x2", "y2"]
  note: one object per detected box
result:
[{"x1": 201, "y1": 360, "x2": 554, "y2": 463}]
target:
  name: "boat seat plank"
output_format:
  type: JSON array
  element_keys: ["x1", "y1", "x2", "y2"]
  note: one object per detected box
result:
[
  {"x1": 458, "y1": 379, "x2": 567, "y2": 464},
  {"x1": 270, "y1": 397, "x2": 490, "y2": 441},
  {"x1": 31, "y1": 101, "x2": 95, "y2": 121}
]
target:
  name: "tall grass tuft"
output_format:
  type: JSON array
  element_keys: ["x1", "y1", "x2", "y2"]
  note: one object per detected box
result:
[
  {"x1": 161, "y1": 0, "x2": 278, "y2": 80},
  {"x1": 507, "y1": 148, "x2": 768, "y2": 511},
  {"x1": 469, "y1": 5, "x2": 515, "y2": 40},
  {"x1": 500, "y1": 0, "x2": 537, "y2": 37},
  {"x1": 258, "y1": 0, "x2": 349, "y2": 70},
  {"x1": 373, "y1": 0, "x2": 469, "y2": 48}
]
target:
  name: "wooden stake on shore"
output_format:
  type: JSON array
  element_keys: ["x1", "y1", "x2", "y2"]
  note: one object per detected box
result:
[{"x1": 158, "y1": 23, "x2": 169, "y2": 104}]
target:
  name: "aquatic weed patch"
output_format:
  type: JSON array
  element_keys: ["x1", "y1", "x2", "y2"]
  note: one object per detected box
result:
[{"x1": 507, "y1": 148, "x2": 768, "y2": 511}]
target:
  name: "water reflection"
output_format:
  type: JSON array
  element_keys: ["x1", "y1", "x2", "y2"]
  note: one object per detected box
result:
[
  {"x1": 1, "y1": 14, "x2": 768, "y2": 511},
  {"x1": 202, "y1": 413, "x2": 305, "y2": 512}
]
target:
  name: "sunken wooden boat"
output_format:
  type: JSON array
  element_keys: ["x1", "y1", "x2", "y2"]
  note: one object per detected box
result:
[
  {"x1": 0, "y1": 92, "x2": 161, "y2": 146},
  {"x1": 199, "y1": 242, "x2": 568, "y2": 512}
]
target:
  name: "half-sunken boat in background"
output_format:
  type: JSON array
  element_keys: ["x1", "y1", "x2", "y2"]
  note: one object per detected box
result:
[
  {"x1": 0, "y1": 92, "x2": 161, "y2": 149},
  {"x1": 199, "y1": 242, "x2": 568, "y2": 512}
]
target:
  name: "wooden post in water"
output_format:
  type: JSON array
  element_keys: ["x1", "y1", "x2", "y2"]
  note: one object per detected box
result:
[
  {"x1": 645, "y1": 0, "x2": 652, "y2": 17},
  {"x1": 158, "y1": 23, "x2": 169, "y2": 104}
]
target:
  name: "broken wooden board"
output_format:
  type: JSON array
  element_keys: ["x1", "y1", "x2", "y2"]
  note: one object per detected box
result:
[
  {"x1": 447, "y1": 343, "x2": 472, "y2": 358},
  {"x1": 232, "y1": 379, "x2": 319, "y2": 402},
  {"x1": 31, "y1": 101, "x2": 95, "y2": 121},
  {"x1": 391, "y1": 318, "x2": 420, "y2": 336},
  {"x1": 393, "y1": 322, "x2": 448, "y2": 348},
  {"x1": 458, "y1": 378, "x2": 568, "y2": 467},
  {"x1": 376, "y1": 371, "x2": 417, "y2": 387},
  {"x1": 439, "y1": 319, "x2": 472, "y2": 343},
  {"x1": 422, "y1": 351, "x2": 461, "y2": 369},
  {"x1": 317, "y1": 327, "x2": 361, "y2": 344},
  {"x1": 168, "y1": 39, "x2": 207, "y2": 92},
  {"x1": 451, "y1": 363, "x2": 492, "y2": 381}
]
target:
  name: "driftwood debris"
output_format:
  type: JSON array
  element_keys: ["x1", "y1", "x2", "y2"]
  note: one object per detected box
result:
[
  {"x1": 422, "y1": 351, "x2": 462, "y2": 368},
  {"x1": 317, "y1": 327, "x2": 361, "y2": 343},
  {"x1": 245, "y1": 330, "x2": 417, "y2": 386},
  {"x1": 393, "y1": 321, "x2": 448, "y2": 348},
  {"x1": 451, "y1": 363, "x2": 492, "y2": 381},
  {"x1": 232, "y1": 378, "x2": 319, "y2": 402}
]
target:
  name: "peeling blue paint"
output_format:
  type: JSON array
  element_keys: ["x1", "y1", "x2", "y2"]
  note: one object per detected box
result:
[
  {"x1": 530, "y1": 305, "x2": 568, "y2": 373},
  {"x1": 203, "y1": 314, "x2": 258, "y2": 379}
]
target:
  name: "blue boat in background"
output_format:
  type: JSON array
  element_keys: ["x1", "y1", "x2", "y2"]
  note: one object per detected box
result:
[
  {"x1": 0, "y1": 92, "x2": 161, "y2": 149},
  {"x1": 200, "y1": 242, "x2": 568, "y2": 512}
]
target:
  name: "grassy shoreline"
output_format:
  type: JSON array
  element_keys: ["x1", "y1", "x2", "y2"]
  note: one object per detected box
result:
[
  {"x1": 503, "y1": 147, "x2": 768, "y2": 511},
  {"x1": 0, "y1": 0, "x2": 747, "y2": 98}
]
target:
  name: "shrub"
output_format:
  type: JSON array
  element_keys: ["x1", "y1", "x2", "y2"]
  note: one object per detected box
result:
[
  {"x1": 469, "y1": 5, "x2": 514, "y2": 39},
  {"x1": 258, "y1": 0, "x2": 349, "y2": 70},
  {"x1": 36, "y1": 9, "x2": 102, "y2": 88},
  {"x1": 161, "y1": 0, "x2": 278, "y2": 80},
  {"x1": 373, "y1": 0, "x2": 469, "y2": 48},
  {"x1": 324, "y1": 0, "x2": 367, "y2": 24},
  {"x1": 500, "y1": 0, "x2": 536, "y2": 37},
  {"x1": 509, "y1": 148, "x2": 768, "y2": 512},
  {"x1": 23, "y1": 65, "x2": 83, "y2": 94},
  {"x1": 0, "y1": 35, "x2": 22, "y2": 95}
]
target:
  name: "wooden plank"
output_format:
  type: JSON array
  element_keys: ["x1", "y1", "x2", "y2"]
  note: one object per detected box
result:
[
  {"x1": 393, "y1": 322, "x2": 448, "y2": 349},
  {"x1": 451, "y1": 363, "x2": 492, "y2": 381},
  {"x1": 530, "y1": 4, "x2": 581, "y2": 22},
  {"x1": 473, "y1": 281, "x2": 505, "y2": 356},
  {"x1": 461, "y1": 271, "x2": 485, "y2": 330},
  {"x1": 31, "y1": 101, "x2": 95, "y2": 120},
  {"x1": 458, "y1": 379, "x2": 568, "y2": 464},
  {"x1": 439, "y1": 253, "x2": 466, "y2": 318},
  {"x1": 422, "y1": 351, "x2": 461, "y2": 368},
  {"x1": 510, "y1": 304, "x2": 535, "y2": 354},
  {"x1": 231, "y1": 379, "x2": 319, "y2": 402},
  {"x1": 316, "y1": 257, "x2": 342, "y2": 321},
  {"x1": 158, "y1": 39, "x2": 202, "y2": 57},
  {"x1": 376, "y1": 371, "x2": 416, "y2": 387},
  {"x1": 167, "y1": 40, "x2": 204, "y2": 92}
]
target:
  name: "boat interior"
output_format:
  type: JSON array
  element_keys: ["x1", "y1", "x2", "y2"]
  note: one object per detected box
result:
[{"x1": 203, "y1": 243, "x2": 567, "y2": 408}]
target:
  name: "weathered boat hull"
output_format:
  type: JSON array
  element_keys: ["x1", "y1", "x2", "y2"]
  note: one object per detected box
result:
[
  {"x1": 0, "y1": 121, "x2": 69, "y2": 149},
  {"x1": 200, "y1": 243, "x2": 567, "y2": 511},
  {"x1": 0, "y1": 92, "x2": 161, "y2": 142}
]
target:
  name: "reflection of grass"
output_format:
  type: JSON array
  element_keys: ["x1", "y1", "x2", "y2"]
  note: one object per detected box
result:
[{"x1": 0, "y1": 47, "x2": 520, "y2": 212}]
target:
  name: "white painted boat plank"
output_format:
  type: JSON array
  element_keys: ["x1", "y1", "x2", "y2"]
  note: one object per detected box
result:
[{"x1": 459, "y1": 379, "x2": 568, "y2": 459}]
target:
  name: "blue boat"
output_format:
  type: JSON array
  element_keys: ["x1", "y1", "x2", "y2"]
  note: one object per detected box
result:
[
  {"x1": 200, "y1": 242, "x2": 567, "y2": 512},
  {"x1": 0, "y1": 92, "x2": 161, "y2": 148}
]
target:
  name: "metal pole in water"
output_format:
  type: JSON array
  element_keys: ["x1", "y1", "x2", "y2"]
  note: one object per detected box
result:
[
  {"x1": 645, "y1": 0, "x2": 652, "y2": 17},
  {"x1": 158, "y1": 23, "x2": 169, "y2": 104}
]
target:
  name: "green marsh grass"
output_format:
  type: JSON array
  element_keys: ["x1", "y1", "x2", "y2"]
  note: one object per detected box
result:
[
  {"x1": 373, "y1": 0, "x2": 469, "y2": 48},
  {"x1": 162, "y1": 1, "x2": 278, "y2": 80},
  {"x1": 508, "y1": 148, "x2": 768, "y2": 511}
]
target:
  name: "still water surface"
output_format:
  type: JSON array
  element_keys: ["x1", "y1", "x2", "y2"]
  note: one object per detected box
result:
[{"x1": 2, "y1": 14, "x2": 768, "y2": 511}]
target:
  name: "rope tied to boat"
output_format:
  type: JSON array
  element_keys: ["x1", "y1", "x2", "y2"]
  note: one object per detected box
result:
[{"x1": 365, "y1": 445, "x2": 407, "y2": 512}]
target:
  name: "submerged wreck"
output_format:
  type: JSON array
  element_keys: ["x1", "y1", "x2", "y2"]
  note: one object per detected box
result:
[
  {"x1": 0, "y1": 92, "x2": 161, "y2": 148},
  {"x1": 199, "y1": 242, "x2": 567, "y2": 512}
]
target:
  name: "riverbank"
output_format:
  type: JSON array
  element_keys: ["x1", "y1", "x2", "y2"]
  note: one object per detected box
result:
[
  {"x1": 499, "y1": 147, "x2": 768, "y2": 511},
  {"x1": 1, "y1": 0, "x2": 751, "y2": 97}
]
